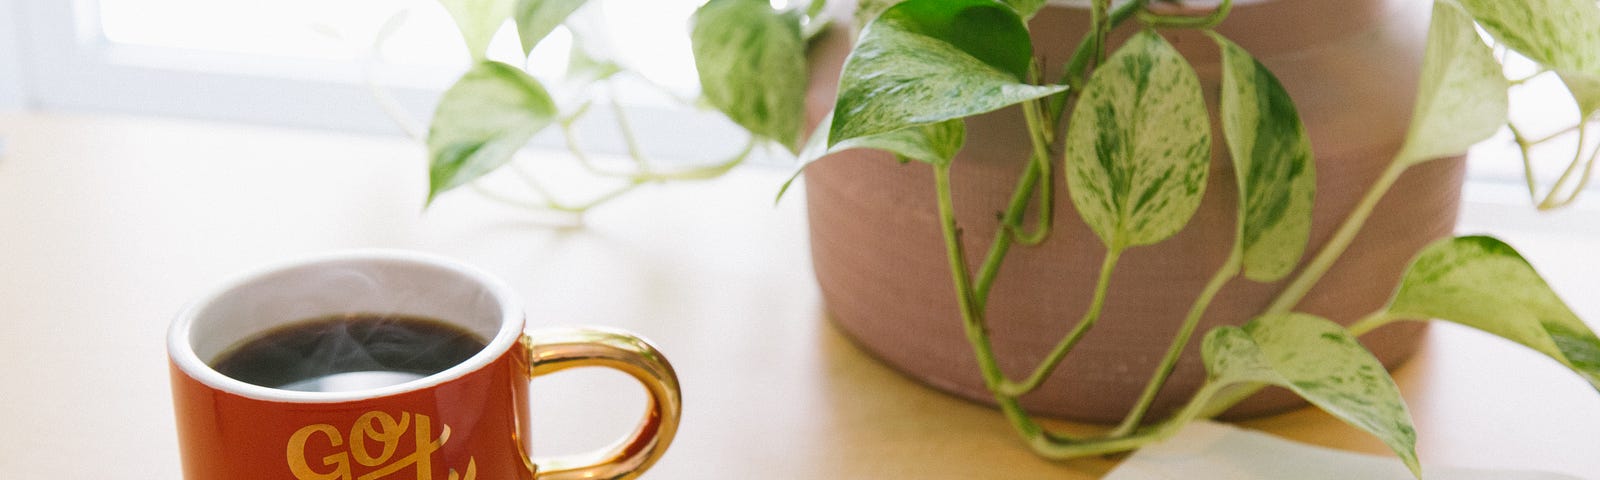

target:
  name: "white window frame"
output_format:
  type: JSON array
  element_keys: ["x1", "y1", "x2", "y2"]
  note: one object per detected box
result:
[
  {"x1": 12, "y1": 0, "x2": 748, "y2": 161},
  {"x1": 1, "y1": 0, "x2": 26, "y2": 110},
  {"x1": 16, "y1": 0, "x2": 441, "y2": 134}
]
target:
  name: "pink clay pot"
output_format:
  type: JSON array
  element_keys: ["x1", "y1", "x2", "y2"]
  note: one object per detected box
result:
[{"x1": 801, "y1": 0, "x2": 1460, "y2": 422}]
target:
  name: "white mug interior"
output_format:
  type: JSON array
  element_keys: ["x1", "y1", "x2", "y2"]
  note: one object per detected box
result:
[{"x1": 168, "y1": 250, "x2": 524, "y2": 402}]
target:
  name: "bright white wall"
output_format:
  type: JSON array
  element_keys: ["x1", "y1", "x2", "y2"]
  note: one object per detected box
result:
[
  {"x1": 6, "y1": 0, "x2": 752, "y2": 163},
  {"x1": 0, "y1": 0, "x2": 26, "y2": 110}
]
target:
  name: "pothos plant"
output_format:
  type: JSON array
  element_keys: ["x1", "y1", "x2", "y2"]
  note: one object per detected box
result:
[
  {"x1": 420, "y1": 0, "x2": 1600, "y2": 474},
  {"x1": 421, "y1": 0, "x2": 828, "y2": 214}
]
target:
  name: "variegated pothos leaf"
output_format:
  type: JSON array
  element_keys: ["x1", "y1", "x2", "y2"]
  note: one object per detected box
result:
[
  {"x1": 692, "y1": 0, "x2": 809, "y2": 150},
  {"x1": 829, "y1": 0, "x2": 1065, "y2": 146},
  {"x1": 1203, "y1": 314, "x2": 1421, "y2": 478},
  {"x1": 1456, "y1": 0, "x2": 1600, "y2": 77},
  {"x1": 1386, "y1": 236, "x2": 1600, "y2": 390},
  {"x1": 513, "y1": 0, "x2": 588, "y2": 57},
  {"x1": 1063, "y1": 30, "x2": 1211, "y2": 250},
  {"x1": 1002, "y1": 0, "x2": 1047, "y2": 19},
  {"x1": 1560, "y1": 72, "x2": 1600, "y2": 117},
  {"x1": 831, "y1": 119, "x2": 965, "y2": 167},
  {"x1": 437, "y1": 0, "x2": 515, "y2": 61},
  {"x1": 777, "y1": 111, "x2": 964, "y2": 203},
  {"x1": 1396, "y1": 1, "x2": 1509, "y2": 165},
  {"x1": 853, "y1": 0, "x2": 905, "y2": 35},
  {"x1": 426, "y1": 61, "x2": 557, "y2": 202},
  {"x1": 1211, "y1": 33, "x2": 1315, "y2": 282}
]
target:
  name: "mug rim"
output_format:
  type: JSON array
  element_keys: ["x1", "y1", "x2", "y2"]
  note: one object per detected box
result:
[{"x1": 167, "y1": 249, "x2": 525, "y2": 403}]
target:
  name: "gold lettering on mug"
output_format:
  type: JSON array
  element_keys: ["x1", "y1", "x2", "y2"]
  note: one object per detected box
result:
[
  {"x1": 287, "y1": 411, "x2": 476, "y2": 480},
  {"x1": 287, "y1": 424, "x2": 350, "y2": 480},
  {"x1": 350, "y1": 411, "x2": 410, "y2": 467}
]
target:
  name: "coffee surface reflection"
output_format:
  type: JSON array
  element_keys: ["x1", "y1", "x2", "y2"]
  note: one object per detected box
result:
[{"x1": 211, "y1": 314, "x2": 487, "y2": 392}]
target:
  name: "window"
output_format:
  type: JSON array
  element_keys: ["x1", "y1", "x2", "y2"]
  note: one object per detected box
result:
[
  {"x1": 0, "y1": 0, "x2": 25, "y2": 109},
  {"x1": 6, "y1": 0, "x2": 1598, "y2": 214},
  {"x1": 12, "y1": 0, "x2": 747, "y2": 160}
]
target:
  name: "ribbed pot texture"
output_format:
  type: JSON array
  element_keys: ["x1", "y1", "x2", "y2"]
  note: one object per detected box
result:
[{"x1": 802, "y1": 0, "x2": 1462, "y2": 422}]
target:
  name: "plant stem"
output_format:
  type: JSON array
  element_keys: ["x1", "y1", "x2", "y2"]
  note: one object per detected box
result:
[
  {"x1": 562, "y1": 119, "x2": 632, "y2": 178},
  {"x1": 998, "y1": 249, "x2": 1122, "y2": 397},
  {"x1": 1137, "y1": 0, "x2": 1233, "y2": 29},
  {"x1": 1092, "y1": 0, "x2": 1112, "y2": 67},
  {"x1": 932, "y1": 163, "x2": 1051, "y2": 442},
  {"x1": 1552, "y1": 141, "x2": 1600, "y2": 208},
  {"x1": 361, "y1": 10, "x2": 428, "y2": 143},
  {"x1": 1110, "y1": 248, "x2": 1241, "y2": 436},
  {"x1": 1050, "y1": 0, "x2": 1147, "y2": 121},
  {"x1": 1347, "y1": 310, "x2": 1404, "y2": 337},
  {"x1": 1509, "y1": 122, "x2": 1543, "y2": 203},
  {"x1": 1265, "y1": 159, "x2": 1409, "y2": 316},
  {"x1": 608, "y1": 83, "x2": 653, "y2": 171},
  {"x1": 973, "y1": 150, "x2": 1047, "y2": 306},
  {"x1": 562, "y1": 107, "x2": 753, "y2": 182},
  {"x1": 940, "y1": 152, "x2": 1221, "y2": 457},
  {"x1": 1528, "y1": 123, "x2": 1581, "y2": 145},
  {"x1": 1206, "y1": 159, "x2": 1411, "y2": 420},
  {"x1": 1032, "y1": 380, "x2": 1228, "y2": 458},
  {"x1": 638, "y1": 140, "x2": 754, "y2": 181},
  {"x1": 1538, "y1": 119, "x2": 1594, "y2": 210},
  {"x1": 1010, "y1": 99, "x2": 1056, "y2": 247}
]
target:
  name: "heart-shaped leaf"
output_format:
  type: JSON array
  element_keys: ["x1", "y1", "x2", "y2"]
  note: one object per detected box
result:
[
  {"x1": 1203, "y1": 314, "x2": 1420, "y2": 478},
  {"x1": 777, "y1": 112, "x2": 965, "y2": 203},
  {"x1": 566, "y1": 38, "x2": 622, "y2": 85},
  {"x1": 438, "y1": 0, "x2": 515, "y2": 61},
  {"x1": 854, "y1": 0, "x2": 905, "y2": 29},
  {"x1": 1385, "y1": 236, "x2": 1600, "y2": 390},
  {"x1": 1560, "y1": 72, "x2": 1600, "y2": 117},
  {"x1": 1211, "y1": 33, "x2": 1315, "y2": 282},
  {"x1": 828, "y1": 118, "x2": 965, "y2": 167},
  {"x1": 426, "y1": 61, "x2": 557, "y2": 202},
  {"x1": 1456, "y1": 0, "x2": 1600, "y2": 78},
  {"x1": 829, "y1": 0, "x2": 1065, "y2": 145},
  {"x1": 1396, "y1": 1, "x2": 1509, "y2": 165},
  {"x1": 1063, "y1": 30, "x2": 1210, "y2": 250},
  {"x1": 692, "y1": 0, "x2": 808, "y2": 150},
  {"x1": 513, "y1": 0, "x2": 588, "y2": 57},
  {"x1": 1002, "y1": 0, "x2": 1047, "y2": 19}
]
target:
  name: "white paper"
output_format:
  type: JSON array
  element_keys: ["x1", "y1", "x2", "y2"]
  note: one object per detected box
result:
[{"x1": 1103, "y1": 421, "x2": 1585, "y2": 480}]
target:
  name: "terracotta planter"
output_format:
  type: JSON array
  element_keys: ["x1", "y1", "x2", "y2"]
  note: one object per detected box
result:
[{"x1": 802, "y1": 0, "x2": 1462, "y2": 422}]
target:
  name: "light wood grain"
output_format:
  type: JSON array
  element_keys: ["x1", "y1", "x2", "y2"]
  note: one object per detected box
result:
[{"x1": 0, "y1": 112, "x2": 1595, "y2": 478}]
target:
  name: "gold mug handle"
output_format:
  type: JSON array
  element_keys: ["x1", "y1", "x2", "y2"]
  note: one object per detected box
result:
[{"x1": 522, "y1": 328, "x2": 682, "y2": 480}]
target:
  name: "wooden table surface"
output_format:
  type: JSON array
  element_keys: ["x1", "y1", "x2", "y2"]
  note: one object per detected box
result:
[{"x1": 0, "y1": 112, "x2": 1596, "y2": 478}]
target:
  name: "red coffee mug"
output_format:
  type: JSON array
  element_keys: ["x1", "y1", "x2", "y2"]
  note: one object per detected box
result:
[{"x1": 168, "y1": 251, "x2": 681, "y2": 479}]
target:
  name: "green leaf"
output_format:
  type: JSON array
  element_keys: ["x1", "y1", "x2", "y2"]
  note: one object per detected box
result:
[
  {"x1": 1456, "y1": 0, "x2": 1600, "y2": 77},
  {"x1": 806, "y1": 0, "x2": 828, "y2": 18},
  {"x1": 567, "y1": 38, "x2": 622, "y2": 84},
  {"x1": 426, "y1": 61, "x2": 557, "y2": 202},
  {"x1": 1203, "y1": 314, "x2": 1421, "y2": 478},
  {"x1": 1560, "y1": 71, "x2": 1600, "y2": 117},
  {"x1": 831, "y1": 118, "x2": 965, "y2": 167},
  {"x1": 692, "y1": 0, "x2": 809, "y2": 151},
  {"x1": 438, "y1": 0, "x2": 515, "y2": 61},
  {"x1": 853, "y1": 0, "x2": 905, "y2": 31},
  {"x1": 513, "y1": 0, "x2": 587, "y2": 57},
  {"x1": 777, "y1": 112, "x2": 964, "y2": 203},
  {"x1": 1396, "y1": 1, "x2": 1509, "y2": 165},
  {"x1": 1063, "y1": 30, "x2": 1211, "y2": 250},
  {"x1": 829, "y1": 0, "x2": 1065, "y2": 144},
  {"x1": 1386, "y1": 236, "x2": 1600, "y2": 390},
  {"x1": 1002, "y1": 0, "x2": 1047, "y2": 19},
  {"x1": 1210, "y1": 33, "x2": 1315, "y2": 282}
]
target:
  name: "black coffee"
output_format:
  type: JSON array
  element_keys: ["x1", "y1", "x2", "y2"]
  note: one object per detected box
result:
[{"x1": 211, "y1": 314, "x2": 489, "y2": 393}]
